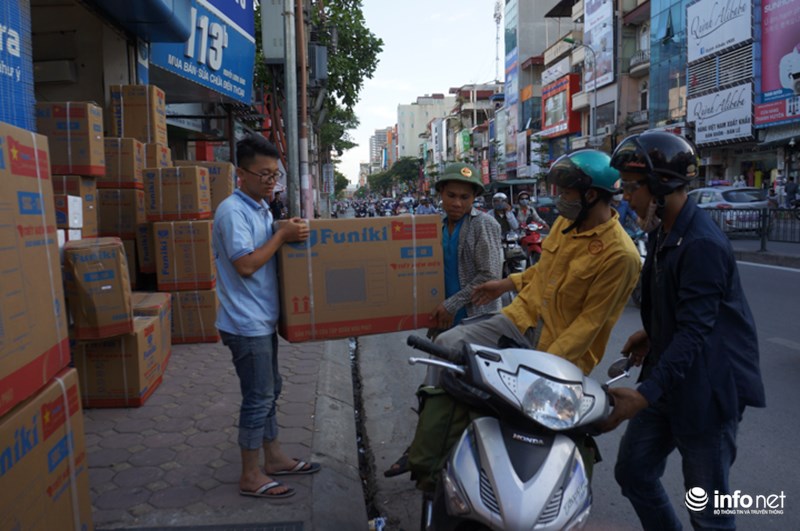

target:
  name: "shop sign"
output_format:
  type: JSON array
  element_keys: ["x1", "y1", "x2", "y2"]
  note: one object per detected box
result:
[
  {"x1": 584, "y1": 0, "x2": 615, "y2": 91},
  {"x1": 687, "y1": 0, "x2": 751, "y2": 63},
  {"x1": 0, "y1": 0, "x2": 36, "y2": 130},
  {"x1": 755, "y1": 0, "x2": 800, "y2": 126},
  {"x1": 688, "y1": 83, "x2": 753, "y2": 144},
  {"x1": 150, "y1": 0, "x2": 256, "y2": 104},
  {"x1": 540, "y1": 74, "x2": 582, "y2": 139},
  {"x1": 542, "y1": 56, "x2": 570, "y2": 86},
  {"x1": 516, "y1": 132, "x2": 528, "y2": 177}
]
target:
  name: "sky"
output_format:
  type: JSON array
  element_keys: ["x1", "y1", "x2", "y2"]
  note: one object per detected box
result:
[{"x1": 339, "y1": 0, "x2": 503, "y2": 185}]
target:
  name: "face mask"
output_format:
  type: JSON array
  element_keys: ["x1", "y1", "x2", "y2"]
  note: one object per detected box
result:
[
  {"x1": 494, "y1": 202, "x2": 506, "y2": 211},
  {"x1": 519, "y1": 199, "x2": 529, "y2": 206},
  {"x1": 612, "y1": 194, "x2": 623, "y2": 203},
  {"x1": 638, "y1": 200, "x2": 662, "y2": 232},
  {"x1": 556, "y1": 196, "x2": 582, "y2": 221}
]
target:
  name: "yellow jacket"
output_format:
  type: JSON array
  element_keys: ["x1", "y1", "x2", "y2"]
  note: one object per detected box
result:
[{"x1": 502, "y1": 212, "x2": 641, "y2": 374}]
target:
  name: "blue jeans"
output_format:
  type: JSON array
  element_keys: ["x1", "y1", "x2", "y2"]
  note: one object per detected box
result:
[
  {"x1": 614, "y1": 400, "x2": 738, "y2": 530},
  {"x1": 220, "y1": 331, "x2": 282, "y2": 450}
]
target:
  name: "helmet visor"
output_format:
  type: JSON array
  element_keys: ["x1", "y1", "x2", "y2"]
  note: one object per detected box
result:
[
  {"x1": 547, "y1": 155, "x2": 593, "y2": 190},
  {"x1": 610, "y1": 136, "x2": 655, "y2": 176}
]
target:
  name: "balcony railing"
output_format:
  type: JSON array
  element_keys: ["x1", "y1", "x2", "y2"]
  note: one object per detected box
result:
[
  {"x1": 572, "y1": 91, "x2": 590, "y2": 110},
  {"x1": 629, "y1": 49, "x2": 650, "y2": 70},
  {"x1": 628, "y1": 109, "x2": 649, "y2": 125}
]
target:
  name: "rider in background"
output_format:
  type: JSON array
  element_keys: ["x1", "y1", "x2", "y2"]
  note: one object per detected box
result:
[{"x1": 514, "y1": 191, "x2": 550, "y2": 231}]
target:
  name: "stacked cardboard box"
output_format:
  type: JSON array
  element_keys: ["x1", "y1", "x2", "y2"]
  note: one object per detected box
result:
[
  {"x1": 52, "y1": 175, "x2": 98, "y2": 237},
  {"x1": 174, "y1": 160, "x2": 235, "y2": 213},
  {"x1": 36, "y1": 102, "x2": 105, "y2": 177},
  {"x1": 132, "y1": 292, "x2": 173, "y2": 369},
  {"x1": 0, "y1": 120, "x2": 93, "y2": 528}
]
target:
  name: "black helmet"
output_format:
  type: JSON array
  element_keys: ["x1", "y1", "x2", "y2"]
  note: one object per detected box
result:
[
  {"x1": 610, "y1": 131, "x2": 699, "y2": 196},
  {"x1": 546, "y1": 149, "x2": 621, "y2": 193}
]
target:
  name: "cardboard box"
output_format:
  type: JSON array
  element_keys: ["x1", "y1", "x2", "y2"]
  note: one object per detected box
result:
[
  {"x1": 0, "y1": 369, "x2": 94, "y2": 531},
  {"x1": 52, "y1": 175, "x2": 98, "y2": 237},
  {"x1": 100, "y1": 137, "x2": 144, "y2": 189},
  {"x1": 153, "y1": 221, "x2": 216, "y2": 291},
  {"x1": 62, "y1": 237, "x2": 134, "y2": 340},
  {"x1": 144, "y1": 166, "x2": 211, "y2": 221},
  {"x1": 122, "y1": 239, "x2": 138, "y2": 289},
  {"x1": 109, "y1": 84, "x2": 167, "y2": 145},
  {"x1": 132, "y1": 292, "x2": 172, "y2": 367},
  {"x1": 97, "y1": 188, "x2": 146, "y2": 239},
  {"x1": 277, "y1": 216, "x2": 444, "y2": 342},
  {"x1": 57, "y1": 229, "x2": 82, "y2": 262},
  {"x1": 0, "y1": 120, "x2": 70, "y2": 418},
  {"x1": 53, "y1": 194, "x2": 83, "y2": 229},
  {"x1": 135, "y1": 223, "x2": 156, "y2": 273},
  {"x1": 174, "y1": 160, "x2": 235, "y2": 212},
  {"x1": 172, "y1": 289, "x2": 219, "y2": 344},
  {"x1": 145, "y1": 143, "x2": 171, "y2": 168},
  {"x1": 35, "y1": 102, "x2": 105, "y2": 176},
  {"x1": 72, "y1": 315, "x2": 163, "y2": 408}
]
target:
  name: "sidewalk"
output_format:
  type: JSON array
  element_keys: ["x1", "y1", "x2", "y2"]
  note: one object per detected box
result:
[
  {"x1": 729, "y1": 239, "x2": 800, "y2": 269},
  {"x1": 84, "y1": 337, "x2": 368, "y2": 531}
]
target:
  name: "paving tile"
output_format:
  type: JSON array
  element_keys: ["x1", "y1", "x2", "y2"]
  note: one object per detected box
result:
[
  {"x1": 145, "y1": 480, "x2": 170, "y2": 492},
  {"x1": 196, "y1": 415, "x2": 236, "y2": 432},
  {"x1": 88, "y1": 447, "x2": 131, "y2": 468},
  {"x1": 92, "y1": 509, "x2": 128, "y2": 527},
  {"x1": 278, "y1": 427, "x2": 313, "y2": 445},
  {"x1": 142, "y1": 432, "x2": 185, "y2": 448},
  {"x1": 184, "y1": 501, "x2": 212, "y2": 515},
  {"x1": 152, "y1": 417, "x2": 194, "y2": 432},
  {"x1": 113, "y1": 466, "x2": 163, "y2": 488},
  {"x1": 98, "y1": 432, "x2": 144, "y2": 450},
  {"x1": 129, "y1": 447, "x2": 176, "y2": 467},
  {"x1": 212, "y1": 462, "x2": 241, "y2": 483},
  {"x1": 277, "y1": 415, "x2": 315, "y2": 429},
  {"x1": 89, "y1": 466, "x2": 115, "y2": 486},
  {"x1": 149, "y1": 485, "x2": 205, "y2": 508},
  {"x1": 127, "y1": 405, "x2": 165, "y2": 419},
  {"x1": 164, "y1": 465, "x2": 215, "y2": 487},
  {"x1": 278, "y1": 402, "x2": 315, "y2": 417},
  {"x1": 175, "y1": 446, "x2": 222, "y2": 466},
  {"x1": 129, "y1": 502, "x2": 156, "y2": 517},
  {"x1": 114, "y1": 418, "x2": 156, "y2": 433},
  {"x1": 83, "y1": 419, "x2": 115, "y2": 434},
  {"x1": 94, "y1": 486, "x2": 151, "y2": 510},
  {"x1": 186, "y1": 431, "x2": 229, "y2": 448}
]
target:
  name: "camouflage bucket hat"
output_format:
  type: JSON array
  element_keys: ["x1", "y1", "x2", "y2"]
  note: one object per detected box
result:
[{"x1": 435, "y1": 162, "x2": 485, "y2": 193}]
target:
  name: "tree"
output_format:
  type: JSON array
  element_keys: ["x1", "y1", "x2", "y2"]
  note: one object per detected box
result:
[
  {"x1": 314, "y1": 1, "x2": 383, "y2": 158},
  {"x1": 334, "y1": 170, "x2": 349, "y2": 198},
  {"x1": 367, "y1": 170, "x2": 393, "y2": 196},
  {"x1": 388, "y1": 157, "x2": 421, "y2": 192}
]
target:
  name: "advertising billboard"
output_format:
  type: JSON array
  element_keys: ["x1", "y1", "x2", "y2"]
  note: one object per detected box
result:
[
  {"x1": 151, "y1": 0, "x2": 256, "y2": 104},
  {"x1": 755, "y1": 0, "x2": 800, "y2": 127},
  {"x1": 0, "y1": 0, "x2": 35, "y2": 130},
  {"x1": 540, "y1": 74, "x2": 582, "y2": 139},
  {"x1": 584, "y1": 0, "x2": 614, "y2": 91},
  {"x1": 516, "y1": 132, "x2": 529, "y2": 177},
  {"x1": 505, "y1": 47, "x2": 519, "y2": 171},
  {"x1": 687, "y1": 83, "x2": 753, "y2": 145},
  {"x1": 687, "y1": 0, "x2": 752, "y2": 63}
]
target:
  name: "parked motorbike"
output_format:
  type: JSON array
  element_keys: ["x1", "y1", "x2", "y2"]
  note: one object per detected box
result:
[
  {"x1": 520, "y1": 222, "x2": 546, "y2": 268},
  {"x1": 628, "y1": 228, "x2": 647, "y2": 308},
  {"x1": 406, "y1": 335, "x2": 631, "y2": 531},
  {"x1": 500, "y1": 230, "x2": 526, "y2": 306}
]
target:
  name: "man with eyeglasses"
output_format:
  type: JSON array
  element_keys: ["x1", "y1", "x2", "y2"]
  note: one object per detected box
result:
[
  {"x1": 601, "y1": 131, "x2": 765, "y2": 530},
  {"x1": 213, "y1": 135, "x2": 319, "y2": 500}
]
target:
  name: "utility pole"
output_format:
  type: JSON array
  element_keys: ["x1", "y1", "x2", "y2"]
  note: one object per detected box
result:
[
  {"x1": 284, "y1": 0, "x2": 300, "y2": 217},
  {"x1": 494, "y1": 0, "x2": 502, "y2": 83},
  {"x1": 296, "y1": 0, "x2": 313, "y2": 219}
]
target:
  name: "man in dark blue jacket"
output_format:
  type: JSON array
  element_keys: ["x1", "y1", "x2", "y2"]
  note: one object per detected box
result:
[{"x1": 602, "y1": 131, "x2": 766, "y2": 530}]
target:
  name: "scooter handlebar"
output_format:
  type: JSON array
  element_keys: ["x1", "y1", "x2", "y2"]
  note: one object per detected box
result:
[{"x1": 406, "y1": 335, "x2": 460, "y2": 362}]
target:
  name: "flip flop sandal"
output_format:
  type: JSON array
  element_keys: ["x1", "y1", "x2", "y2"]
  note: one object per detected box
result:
[
  {"x1": 383, "y1": 451, "x2": 410, "y2": 478},
  {"x1": 271, "y1": 459, "x2": 321, "y2": 476},
  {"x1": 239, "y1": 481, "x2": 296, "y2": 499}
]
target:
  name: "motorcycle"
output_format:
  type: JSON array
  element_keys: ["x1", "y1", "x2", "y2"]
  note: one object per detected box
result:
[
  {"x1": 520, "y1": 222, "x2": 546, "y2": 268},
  {"x1": 628, "y1": 228, "x2": 647, "y2": 308},
  {"x1": 500, "y1": 230, "x2": 527, "y2": 307},
  {"x1": 406, "y1": 335, "x2": 631, "y2": 531}
]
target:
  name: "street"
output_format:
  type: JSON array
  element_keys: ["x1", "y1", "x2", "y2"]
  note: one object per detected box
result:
[{"x1": 358, "y1": 261, "x2": 800, "y2": 530}]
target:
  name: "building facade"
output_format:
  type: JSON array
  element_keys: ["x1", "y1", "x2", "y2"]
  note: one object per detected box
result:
[{"x1": 396, "y1": 94, "x2": 455, "y2": 159}]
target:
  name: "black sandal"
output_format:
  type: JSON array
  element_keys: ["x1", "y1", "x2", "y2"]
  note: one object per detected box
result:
[{"x1": 383, "y1": 448, "x2": 410, "y2": 477}]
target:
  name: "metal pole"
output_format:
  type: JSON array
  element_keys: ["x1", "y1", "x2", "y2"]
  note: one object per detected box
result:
[
  {"x1": 585, "y1": 44, "x2": 598, "y2": 142},
  {"x1": 297, "y1": 0, "x2": 313, "y2": 219},
  {"x1": 284, "y1": 0, "x2": 301, "y2": 217}
]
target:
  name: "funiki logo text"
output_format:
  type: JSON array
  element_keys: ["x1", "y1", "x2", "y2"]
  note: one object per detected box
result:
[{"x1": 685, "y1": 487, "x2": 785, "y2": 516}]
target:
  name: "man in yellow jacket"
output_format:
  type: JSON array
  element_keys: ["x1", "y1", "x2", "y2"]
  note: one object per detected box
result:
[{"x1": 449, "y1": 149, "x2": 641, "y2": 376}]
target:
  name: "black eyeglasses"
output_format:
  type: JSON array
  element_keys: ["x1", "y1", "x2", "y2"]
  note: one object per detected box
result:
[
  {"x1": 239, "y1": 166, "x2": 283, "y2": 183},
  {"x1": 621, "y1": 180, "x2": 648, "y2": 194}
]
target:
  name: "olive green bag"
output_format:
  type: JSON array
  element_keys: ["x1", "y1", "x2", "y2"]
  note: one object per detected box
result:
[{"x1": 406, "y1": 386, "x2": 481, "y2": 492}]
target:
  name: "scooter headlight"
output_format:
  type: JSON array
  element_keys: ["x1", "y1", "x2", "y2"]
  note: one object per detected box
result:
[
  {"x1": 521, "y1": 377, "x2": 590, "y2": 430},
  {"x1": 441, "y1": 467, "x2": 470, "y2": 516}
]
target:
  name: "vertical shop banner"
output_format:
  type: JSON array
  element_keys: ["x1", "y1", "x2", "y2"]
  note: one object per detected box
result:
[
  {"x1": 0, "y1": 0, "x2": 35, "y2": 131},
  {"x1": 505, "y1": 47, "x2": 519, "y2": 171},
  {"x1": 494, "y1": 110, "x2": 507, "y2": 181},
  {"x1": 687, "y1": 0, "x2": 751, "y2": 63},
  {"x1": 516, "y1": 132, "x2": 529, "y2": 177},
  {"x1": 755, "y1": 0, "x2": 800, "y2": 126},
  {"x1": 150, "y1": 0, "x2": 256, "y2": 104},
  {"x1": 688, "y1": 83, "x2": 753, "y2": 144},
  {"x1": 583, "y1": 0, "x2": 614, "y2": 91}
]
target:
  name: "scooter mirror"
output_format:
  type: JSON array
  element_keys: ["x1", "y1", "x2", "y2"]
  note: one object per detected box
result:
[{"x1": 607, "y1": 357, "x2": 632, "y2": 379}]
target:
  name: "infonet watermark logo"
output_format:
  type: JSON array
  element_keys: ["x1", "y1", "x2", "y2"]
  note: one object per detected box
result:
[{"x1": 685, "y1": 487, "x2": 786, "y2": 516}]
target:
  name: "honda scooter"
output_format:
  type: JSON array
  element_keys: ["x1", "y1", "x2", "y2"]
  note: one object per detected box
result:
[{"x1": 406, "y1": 335, "x2": 631, "y2": 531}]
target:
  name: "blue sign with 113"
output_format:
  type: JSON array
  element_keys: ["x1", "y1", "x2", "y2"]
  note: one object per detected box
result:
[{"x1": 150, "y1": 0, "x2": 255, "y2": 104}]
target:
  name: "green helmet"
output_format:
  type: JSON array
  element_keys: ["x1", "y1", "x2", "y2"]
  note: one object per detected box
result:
[
  {"x1": 547, "y1": 149, "x2": 621, "y2": 193},
  {"x1": 435, "y1": 162, "x2": 485, "y2": 194}
]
